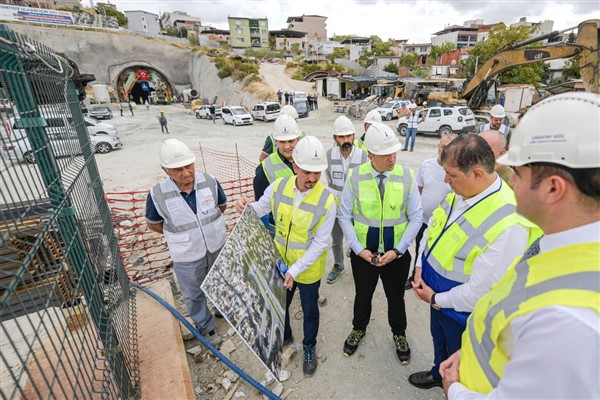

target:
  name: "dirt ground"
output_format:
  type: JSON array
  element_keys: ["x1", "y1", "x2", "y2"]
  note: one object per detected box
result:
[{"x1": 95, "y1": 64, "x2": 445, "y2": 400}]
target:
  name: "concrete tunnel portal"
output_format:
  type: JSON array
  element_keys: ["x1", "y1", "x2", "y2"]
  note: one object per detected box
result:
[{"x1": 116, "y1": 66, "x2": 175, "y2": 104}]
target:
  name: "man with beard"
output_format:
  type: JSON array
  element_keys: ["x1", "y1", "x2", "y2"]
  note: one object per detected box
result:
[
  {"x1": 479, "y1": 104, "x2": 510, "y2": 136},
  {"x1": 325, "y1": 115, "x2": 367, "y2": 284}
]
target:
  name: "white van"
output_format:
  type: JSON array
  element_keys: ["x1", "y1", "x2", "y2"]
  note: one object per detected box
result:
[{"x1": 250, "y1": 102, "x2": 281, "y2": 122}]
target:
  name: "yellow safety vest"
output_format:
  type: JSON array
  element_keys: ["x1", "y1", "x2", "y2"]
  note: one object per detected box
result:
[
  {"x1": 348, "y1": 162, "x2": 413, "y2": 252},
  {"x1": 271, "y1": 176, "x2": 334, "y2": 284},
  {"x1": 353, "y1": 137, "x2": 368, "y2": 152},
  {"x1": 262, "y1": 151, "x2": 294, "y2": 184},
  {"x1": 460, "y1": 242, "x2": 600, "y2": 394}
]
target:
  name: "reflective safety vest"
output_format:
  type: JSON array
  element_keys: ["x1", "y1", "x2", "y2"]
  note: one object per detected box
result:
[
  {"x1": 326, "y1": 146, "x2": 367, "y2": 198},
  {"x1": 271, "y1": 176, "x2": 334, "y2": 284},
  {"x1": 460, "y1": 243, "x2": 600, "y2": 394},
  {"x1": 262, "y1": 151, "x2": 294, "y2": 184},
  {"x1": 421, "y1": 180, "x2": 541, "y2": 325},
  {"x1": 353, "y1": 138, "x2": 368, "y2": 152},
  {"x1": 150, "y1": 172, "x2": 226, "y2": 262},
  {"x1": 480, "y1": 123, "x2": 510, "y2": 135},
  {"x1": 348, "y1": 162, "x2": 413, "y2": 253}
]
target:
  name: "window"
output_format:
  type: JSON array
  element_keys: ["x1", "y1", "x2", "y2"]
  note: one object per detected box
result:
[
  {"x1": 443, "y1": 109, "x2": 453, "y2": 116},
  {"x1": 420, "y1": 47, "x2": 428, "y2": 52},
  {"x1": 428, "y1": 109, "x2": 441, "y2": 118},
  {"x1": 261, "y1": 29, "x2": 267, "y2": 34},
  {"x1": 237, "y1": 38, "x2": 245, "y2": 43},
  {"x1": 235, "y1": 20, "x2": 241, "y2": 26},
  {"x1": 236, "y1": 28, "x2": 243, "y2": 34}
]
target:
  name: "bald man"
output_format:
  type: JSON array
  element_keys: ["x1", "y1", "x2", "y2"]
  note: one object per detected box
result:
[{"x1": 479, "y1": 130, "x2": 514, "y2": 186}]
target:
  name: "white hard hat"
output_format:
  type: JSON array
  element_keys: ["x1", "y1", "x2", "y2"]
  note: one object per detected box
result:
[
  {"x1": 490, "y1": 104, "x2": 506, "y2": 118},
  {"x1": 159, "y1": 139, "x2": 196, "y2": 169},
  {"x1": 280, "y1": 104, "x2": 299, "y2": 120},
  {"x1": 408, "y1": 104, "x2": 417, "y2": 110},
  {"x1": 364, "y1": 122, "x2": 402, "y2": 155},
  {"x1": 364, "y1": 109, "x2": 382, "y2": 124},
  {"x1": 333, "y1": 115, "x2": 355, "y2": 136},
  {"x1": 422, "y1": 101, "x2": 428, "y2": 106},
  {"x1": 292, "y1": 136, "x2": 328, "y2": 172},
  {"x1": 498, "y1": 92, "x2": 599, "y2": 168},
  {"x1": 273, "y1": 114, "x2": 300, "y2": 141}
]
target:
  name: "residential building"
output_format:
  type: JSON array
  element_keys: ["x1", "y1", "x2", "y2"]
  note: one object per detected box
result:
[
  {"x1": 374, "y1": 56, "x2": 399, "y2": 71},
  {"x1": 391, "y1": 39, "x2": 408, "y2": 56},
  {"x1": 286, "y1": 15, "x2": 327, "y2": 40},
  {"x1": 228, "y1": 16, "x2": 269, "y2": 49},
  {"x1": 431, "y1": 19, "x2": 497, "y2": 48},
  {"x1": 510, "y1": 17, "x2": 554, "y2": 44},
  {"x1": 429, "y1": 48, "x2": 469, "y2": 77},
  {"x1": 161, "y1": 11, "x2": 203, "y2": 33},
  {"x1": 270, "y1": 29, "x2": 307, "y2": 53},
  {"x1": 124, "y1": 10, "x2": 160, "y2": 35},
  {"x1": 404, "y1": 43, "x2": 431, "y2": 65},
  {"x1": 200, "y1": 28, "x2": 230, "y2": 45},
  {"x1": 341, "y1": 37, "x2": 371, "y2": 62}
]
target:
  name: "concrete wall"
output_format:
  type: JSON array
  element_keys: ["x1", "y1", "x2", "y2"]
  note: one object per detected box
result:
[{"x1": 3, "y1": 23, "x2": 262, "y2": 108}]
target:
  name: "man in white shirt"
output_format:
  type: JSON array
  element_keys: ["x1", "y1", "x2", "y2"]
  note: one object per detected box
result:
[
  {"x1": 405, "y1": 133, "x2": 457, "y2": 290},
  {"x1": 236, "y1": 136, "x2": 335, "y2": 378},
  {"x1": 325, "y1": 115, "x2": 367, "y2": 284},
  {"x1": 441, "y1": 92, "x2": 599, "y2": 400},
  {"x1": 401, "y1": 104, "x2": 425, "y2": 152},
  {"x1": 409, "y1": 134, "x2": 540, "y2": 390}
]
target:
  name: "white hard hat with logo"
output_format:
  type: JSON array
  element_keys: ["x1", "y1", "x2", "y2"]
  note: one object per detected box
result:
[
  {"x1": 490, "y1": 104, "x2": 506, "y2": 118},
  {"x1": 364, "y1": 122, "x2": 402, "y2": 155},
  {"x1": 333, "y1": 115, "x2": 355, "y2": 136},
  {"x1": 292, "y1": 136, "x2": 328, "y2": 172},
  {"x1": 160, "y1": 139, "x2": 196, "y2": 169},
  {"x1": 498, "y1": 92, "x2": 599, "y2": 168},
  {"x1": 281, "y1": 104, "x2": 299, "y2": 120},
  {"x1": 364, "y1": 109, "x2": 382, "y2": 124},
  {"x1": 273, "y1": 114, "x2": 300, "y2": 141}
]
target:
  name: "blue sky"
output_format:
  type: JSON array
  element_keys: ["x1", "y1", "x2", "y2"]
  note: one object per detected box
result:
[{"x1": 102, "y1": 0, "x2": 599, "y2": 43}]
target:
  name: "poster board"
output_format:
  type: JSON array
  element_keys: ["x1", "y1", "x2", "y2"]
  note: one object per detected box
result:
[{"x1": 201, "y1": 207, "x2": 286, "y2": 378}]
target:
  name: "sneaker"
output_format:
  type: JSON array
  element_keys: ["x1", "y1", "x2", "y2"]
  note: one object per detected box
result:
[
  {"x1": 303, "y1": 344, "x2": 317, "y2": 377},
  {"x1": 283, "y1": 335, "x2": 294, "y2": 346},
  {"x1": 204, "y1": 330, "x2": 222, "y2": 347},
  {"x1": 343, "y1": 329, "x2": 366, "y2": 357},
  {"x1": 394, "y1": 335, "x2": 411, "y2": 365},
  {"x1": 327, "y1": 265, "x2": 344, "y2": 284}
]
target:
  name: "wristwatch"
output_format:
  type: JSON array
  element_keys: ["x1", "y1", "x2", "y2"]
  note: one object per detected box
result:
[
  {"x1": 393, "y1": 249, "x2": 402, "y2": 259},
  {"x1": 431, "y1": 293, "x2": 441, "y2": 310}
]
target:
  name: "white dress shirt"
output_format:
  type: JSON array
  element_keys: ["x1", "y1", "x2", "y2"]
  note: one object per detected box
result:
[
  {"x1": 416, "y1": 157, "x2": 451, "y2": 222},
  {"x1": 338, "y1": 163, "x2": 423, "y2": 254},
  {"x1": 417, "y1": 176, "x2": 529, "y2": 312},
  {"x1": 449, "y1": 221, "x2": 600, "y2": 400},
  {"x1": 250, "y1": 180, "x2": 336, "y2": 280}
]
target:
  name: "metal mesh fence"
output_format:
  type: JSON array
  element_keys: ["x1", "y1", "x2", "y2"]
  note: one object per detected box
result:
[
  {"x1": 0, "y1": 25, "x2": 139, "y2": 398},
  {"x1": 105, "y1": 144, "x2": 256, "y2": 283}
]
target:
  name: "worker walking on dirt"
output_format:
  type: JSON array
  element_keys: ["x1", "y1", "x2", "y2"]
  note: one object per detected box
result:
[
  {"x1": 324, "y1": 116, "x2": 367, "y2": 284},
  {"x1": 119, "y1": 102, "x2": 123, "y2": 117},
  {"x1": 209, "y1": 104, "x2": 216, "y2": 124},
  {"x1": 146, "y1": 139, "x2": 227, "y2": 347},
  {"x1": 237, "y1": 136, "x2": 335, "y2": 379},
  {"x1": 441, "y1": 92, "x2": 599, "y2": 400},
  {"x1": 158, "y1": 110, "x2": 169, "y2": 134},
  {"x1": 338, "y1": 122, "x2": 422, "y2": 364},
  {"x1": 480, "y1": 104, "x2": 510, "y2": 136},
  {"x1": 354, "y1": 110, "x2": 382, "y2": 151},
  {"x1": 128, "y1": 101, "x2": 134, "y2": 116},
  {"x1": 409, "y1": 134, "x2": 540, "y2": 391}
]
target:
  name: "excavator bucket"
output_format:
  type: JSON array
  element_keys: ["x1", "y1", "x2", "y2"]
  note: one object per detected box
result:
[{"x1": 576, "y1": 19, "x2": 599, "y2": 94}]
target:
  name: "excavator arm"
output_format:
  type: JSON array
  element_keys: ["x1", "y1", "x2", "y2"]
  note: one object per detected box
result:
[{"x1": 463, "y1": 19, "x2": 599, "y2": 109}]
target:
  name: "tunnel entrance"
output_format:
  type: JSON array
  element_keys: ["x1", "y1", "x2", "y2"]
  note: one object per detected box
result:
[{"x1": 117, "y1": 67, "x2": 174, "y2": 104}]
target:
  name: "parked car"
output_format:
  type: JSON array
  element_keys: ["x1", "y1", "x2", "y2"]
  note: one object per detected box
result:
[
  {"x1": 84, "y1": 116, "x2": 118, "y2": 137},
  {"x1": 396, "y1": 106, "x2": 476, "y2": 137},
  {"x1": 221, "y1": 106, "x2": 253, "y2": 126},
  {"x1": 2, "y1": 131, "x2": 122, "y2": 163},
  {"x1": 88, "y1": 105, "x2": 113, "y2": 120},
  {"x1": 195, "y1": 104, "x2": 222, "y2": 119},
  {"x1": 293, "y1": 91, "x2": 307, "y2": 100},
  {"x1": 293, "y1": 99, "x2": 310, "y2": 118},
  {"x1": 4, "y1": 114, "x2": 73, "y2": 141},
  {"x1": 374, "y1": 100, "x2": 415, "y2": 121},
  {"x1": 250, "y1": 102, "x2": 281, "y2": 122}
]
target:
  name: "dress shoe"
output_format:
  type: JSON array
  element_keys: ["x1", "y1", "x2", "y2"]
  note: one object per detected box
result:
[{"x1": 408, "y1": 370, "x2": 442, "y2": 389}]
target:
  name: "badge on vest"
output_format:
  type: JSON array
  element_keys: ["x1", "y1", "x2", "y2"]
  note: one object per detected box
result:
[
  {"x1": 332, "y1": 171, "x2": 343, "y2": 179},
  {"x1": 166, "y1": 197, "x2": 183, "y2": 211},
  {"x1": 199, "y1": 188, "x2": 215, "y2": 214}
]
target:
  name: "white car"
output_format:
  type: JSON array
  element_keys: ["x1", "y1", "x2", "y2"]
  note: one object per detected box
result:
[
  {"x1": 396, "y1": 106, "x2": 476, "y2": 137},
  {"x1": 374, "y1": 100, "x2": 415, "y2": 121},
  {"x1": 85, "y1": 116, "x2": 118, "y2": 137},
  {"x1": 2, "y1": 131, "x2": 122, "y2": 163},
  {"x1": 250, "y1": 102, "x2": 281, "y2": 122},
  {"x1": 195, "y1": 105, "x2": 222, "y2": 119},
  {"x1": 221, "y1": 106, "x2": 253, "y2": 126}
]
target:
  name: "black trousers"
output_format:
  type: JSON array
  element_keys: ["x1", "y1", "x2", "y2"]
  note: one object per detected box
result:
[{"x1": 350, "y1": 250, "x2": 411, "y2": 335}]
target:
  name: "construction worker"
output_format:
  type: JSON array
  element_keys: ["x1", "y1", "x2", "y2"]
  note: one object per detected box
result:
[
  {"x1": 253, "y1": 114, "x2": 299, "y2": 235},
  {"x1": 258, "y1": 105, "x2": 304, "y2": 162},
  {"x1": 479, "y1": 129, "x2": 514, "y2": 186},
  {"x1": 158, "y1": 110, "x2": 168, "y2": 134},
  {"x1": 479, "y1": 104, "x2": 510, "y2": 135},
  {"x1": 409, "y1": 134, "x2": 541, "y2": 390},
  {"x1": 338, "y1": 122, "x2": 423, "y2": 364},
  {"x1": 325, "y1": 115, "x2": 367, "y2": 284},
  {"x1": 145, "y1": 139, "x2": 226, "y2": 347},
  {"x1": 441, "y1": 92, "x2": 600, "y2": 399},
  {"x1": 354, "y1": 109, "x2": 382, "y2": 151},
  {"x1": 236, "y1": 136, "x2": 335, "y2": 378}
]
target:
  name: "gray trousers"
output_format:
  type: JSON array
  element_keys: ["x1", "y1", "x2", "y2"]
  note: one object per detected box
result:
[
  {"x1": 173, "y1": 248, "x2": 221, "y2": 334},
  {"x1": 331, "y1": 218, "x2": 344, "y2": 268}
]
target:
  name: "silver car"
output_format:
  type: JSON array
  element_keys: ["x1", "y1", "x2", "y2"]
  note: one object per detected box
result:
[{"x1": 88, "y1": 105, "x2": 113, "y2": 120}]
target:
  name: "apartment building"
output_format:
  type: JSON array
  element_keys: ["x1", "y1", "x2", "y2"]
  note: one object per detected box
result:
[
  {"x1": 124, "y1": 10, "x2": 160, "y2": 35},
  {"x1": 286, "y1": 15, "x2": 327, "y2": 40},
  {"x1": 228, "y1": 16, "x2": 269, "y2": 49},
  {"x1": 431, "y1": 19, "x2": 497, "y2": 48}
]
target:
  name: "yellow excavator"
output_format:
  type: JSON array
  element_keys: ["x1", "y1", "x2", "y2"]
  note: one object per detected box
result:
[{"x1": 462, "y1": 19, "x2": 599, "y2": 110}]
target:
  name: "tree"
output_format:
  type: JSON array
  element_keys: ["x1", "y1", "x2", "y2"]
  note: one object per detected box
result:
[
  {"x1": 327, "y1": 48, "x2": 346, "y2": 63},
  {"x1": 428, "y1": 42, "x2": 455, "y2": 64},
  {"x1": 462, "y1": 24, "x2": 546, "y2": 85},
  {"x1": 96, "y1": 4, "x2": 127, "y2": 26},
  {"x1": 567, "y1": 32, "x2": 576, "y2": 44},
  {"x1": 398, "y1": 52, "x2": 418, "y2": 68},
  {"x1": 383, "y1": 62, "x2": 398, "y2": 74},
  {"x1": 290, "y1": 43, "x2": 302, "y2": 56}
]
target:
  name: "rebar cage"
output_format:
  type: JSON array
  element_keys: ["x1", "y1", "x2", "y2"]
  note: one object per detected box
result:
[{"x1": 0, "y1": 25, "x2": 140, "y2": 399}]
